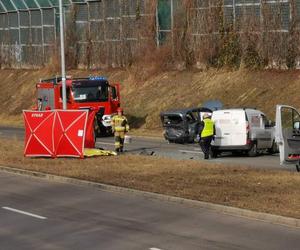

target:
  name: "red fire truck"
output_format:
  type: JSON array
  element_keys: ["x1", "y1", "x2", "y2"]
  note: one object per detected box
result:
[{"x1": 35, "y1": 76, "x2": 121, "y2": 136}]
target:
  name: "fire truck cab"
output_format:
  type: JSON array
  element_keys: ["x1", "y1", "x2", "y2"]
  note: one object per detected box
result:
[{"x1": 35, "y1": 76, "x2": 121, "y2": 136}]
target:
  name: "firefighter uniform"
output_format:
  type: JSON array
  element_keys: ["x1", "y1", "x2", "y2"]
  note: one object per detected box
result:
[
  {"x1": 199, "y1": 115, "x2": 215, "y2": 160},
  {"x1": 111, "y1": 114, "x2": 129, "y2": 153}
]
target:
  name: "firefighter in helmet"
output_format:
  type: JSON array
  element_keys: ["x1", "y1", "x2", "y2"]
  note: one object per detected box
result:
[{"x1": 111, "y1": 107, "x2": 129, "y2": 153}]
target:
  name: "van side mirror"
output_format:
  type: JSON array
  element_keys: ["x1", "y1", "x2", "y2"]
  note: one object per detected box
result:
[
  {"x1": 294, "y1": 121, "x2": 300, "y2": 130},
  {"x1": 265, "y1": 120, "x2": 273, "y2": 127}
]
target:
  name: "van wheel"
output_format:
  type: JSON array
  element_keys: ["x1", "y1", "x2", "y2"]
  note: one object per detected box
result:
[
  {"x1": 232, "y1": 151, "x2": 242, "y2": 156},
  {"x1": 210, "y1": 148, "x2": 219, "y2": 158},
  {"x1": 248, "y1": 142, "x2": 258, "y2": 157},
  {"x1": 267, "y1": 141, "x2": 278, "y2": 155}
]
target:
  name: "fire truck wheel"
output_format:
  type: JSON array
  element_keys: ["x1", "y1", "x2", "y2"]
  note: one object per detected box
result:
[
  {"x1": 98, "y1": 126, "x2": 109, "y2": 137},
  {"x1": 94, "y1": 119, "x2": 100, "y2": 138},
  {"x1": 107, "y1": 127, "x2": 113, "y2": 136}
]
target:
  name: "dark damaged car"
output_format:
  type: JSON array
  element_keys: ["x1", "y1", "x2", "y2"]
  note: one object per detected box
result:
[{"x1": 160, "y1": 107, "x2": 212, "y2": 143}]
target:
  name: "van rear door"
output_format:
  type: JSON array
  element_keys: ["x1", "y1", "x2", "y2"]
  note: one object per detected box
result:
[
  {"x1": 213, "y1": 110, "x2": 247, "y2": 146},
  {"x1": 230, "y1": 110, "x2": 247, "y2": 145},
  {"x1": 275, "y1": 105, "x2": 300, "y2": 167}
]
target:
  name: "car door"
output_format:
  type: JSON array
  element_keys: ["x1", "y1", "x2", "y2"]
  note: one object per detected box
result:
[
  {"x1": 275, "y1": 105, "x2": 300, "y2": 166},
  {"x1": 186, "y1": 112, "x2": 198, "y2": 141}
]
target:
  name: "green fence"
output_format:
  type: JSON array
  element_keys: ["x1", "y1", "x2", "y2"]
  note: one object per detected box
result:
[
  {"x1": 1, "y1": 0, "x2": 300, "y2": 68},
  {"x1": 0, "y1": 0, "x2": 154, "y2": 67}
]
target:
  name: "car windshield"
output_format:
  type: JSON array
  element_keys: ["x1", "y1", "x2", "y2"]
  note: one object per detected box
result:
[{"x1": 72, "y1": 85, "x2": 108, "y2": 102}]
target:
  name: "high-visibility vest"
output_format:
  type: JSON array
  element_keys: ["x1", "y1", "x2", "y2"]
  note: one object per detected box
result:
[
  {"x1": 201, "y1": 118, "x2": 214, "y2": 138},
  {"x1": 111, "y1": 115, "x2": 129, "y2": 132}
]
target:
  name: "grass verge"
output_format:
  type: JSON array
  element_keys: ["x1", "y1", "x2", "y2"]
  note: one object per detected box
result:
[{"x1": 1, "y1": 138, "x2": 299, "y2": 219}]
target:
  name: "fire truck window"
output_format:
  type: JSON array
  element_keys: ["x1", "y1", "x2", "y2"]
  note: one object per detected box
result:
[
  {"x1": 60, "y1": 87, "x2": 71, "y2": 101},
  {"x1": 73, "y1": 85, "x2": 108, "y2": 102},
  {"x1": 111, "y1": 87, "x2": 117, "y2": 100}
]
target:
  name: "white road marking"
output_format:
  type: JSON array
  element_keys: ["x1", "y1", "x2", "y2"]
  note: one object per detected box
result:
[
  {"x1": 96, "y1": 142, "x2": 115, "y2": 146},
  {"x1": 149, "y1": 248, "x2": 163, "y2": 250},
  {"x1": 2, "y1": 207, "x2": 47, "y2": 220},
  {"x1": 179, "y1": 150, "x2": 203, "y2": 154}
]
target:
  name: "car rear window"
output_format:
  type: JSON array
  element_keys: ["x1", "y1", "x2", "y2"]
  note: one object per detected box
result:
[{"x1": 163, "y1": 115, "x2": 183, "y2": 125}]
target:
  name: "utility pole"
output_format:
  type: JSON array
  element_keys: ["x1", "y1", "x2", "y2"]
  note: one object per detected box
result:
[{"x1": 59, "y1": 0, "x2": 67, "y2": 110}]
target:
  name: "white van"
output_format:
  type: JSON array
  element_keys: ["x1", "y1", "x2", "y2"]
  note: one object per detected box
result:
[{"x1": 211, "y1": 109, "x2": 277, "y2": 157}]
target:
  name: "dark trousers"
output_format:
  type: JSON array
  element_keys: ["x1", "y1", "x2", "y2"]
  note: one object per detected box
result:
[{"x1": 199, "y1": 136, "x2": 213, "y2": 159}]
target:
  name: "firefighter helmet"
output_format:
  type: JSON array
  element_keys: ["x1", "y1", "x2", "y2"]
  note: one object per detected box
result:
[{"x1": 117, "y1": 107, "x2": 123, "y2": 113}]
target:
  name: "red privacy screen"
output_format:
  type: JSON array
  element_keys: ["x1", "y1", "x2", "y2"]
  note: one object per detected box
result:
[{"x1": 23, "y1": 110, "x2": 92, "y2": 158}]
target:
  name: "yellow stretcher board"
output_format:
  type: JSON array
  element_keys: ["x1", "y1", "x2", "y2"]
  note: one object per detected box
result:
[{"x1": 84, "y1": 148, "x2": 117, "y2": 157}]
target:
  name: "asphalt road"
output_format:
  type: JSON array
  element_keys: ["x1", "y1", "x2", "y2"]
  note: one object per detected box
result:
[
  {"x1": 0, "y1": 126, "x2": 296, "y2": 171},
  {"x1": 0, "y1": 171, "x2": 299, "y2": 250}
]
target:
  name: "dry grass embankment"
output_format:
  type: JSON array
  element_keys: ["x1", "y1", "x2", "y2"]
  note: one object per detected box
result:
[
  {"x1": 1, "y1": 138, "x2": 299, "y2": 219},
  {"x1": 1, "y1": 68, "x2": 300, "y2": 135}
]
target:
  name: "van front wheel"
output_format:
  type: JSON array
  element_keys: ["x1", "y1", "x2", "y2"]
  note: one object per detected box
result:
[
  {"x1": 248, "y1": 142, "x2": 258, "y2": 157},
  {"x1": 267, "y1": 141, "x2": 278, "y2": 154}
]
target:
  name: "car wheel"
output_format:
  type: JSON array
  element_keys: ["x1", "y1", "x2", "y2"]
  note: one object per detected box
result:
[
  {"x1": 188, "y1": 137, "x2": 195, "y2": 143},
  {"x1": 178, "y1": 139, "x2": 185, "y2": 144},
  {"x1": 248, "y1": 142, "x2": 258, "y2": 157}
]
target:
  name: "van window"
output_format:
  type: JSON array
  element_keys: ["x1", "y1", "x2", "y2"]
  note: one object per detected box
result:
[
  {"x1": 261, "y1": 115, "x2": 270, "y2": 127},
  {"x1": 250, "y1": 115, "x2": 261, "y2": 127},
  {"x1": 281, "y1": 107, "x2": 300, "y2": 129}
]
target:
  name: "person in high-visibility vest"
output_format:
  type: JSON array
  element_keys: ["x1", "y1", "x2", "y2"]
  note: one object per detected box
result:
[
  {"x1": 111, "y1": 107, "x2": 129, "y2": 153},
  {"x1": 199, "y1": 113, "x2": 215, "y2": 159}
]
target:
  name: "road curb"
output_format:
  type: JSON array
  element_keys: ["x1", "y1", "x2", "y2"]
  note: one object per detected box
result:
[{"x1": 1, "y1": 165, "x2": 299, "y2": 228}]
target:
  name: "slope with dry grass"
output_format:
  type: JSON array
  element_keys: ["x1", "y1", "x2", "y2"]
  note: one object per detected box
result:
[{"x1": 0, "y1": 68, "x2": 300, "y2": 134}]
